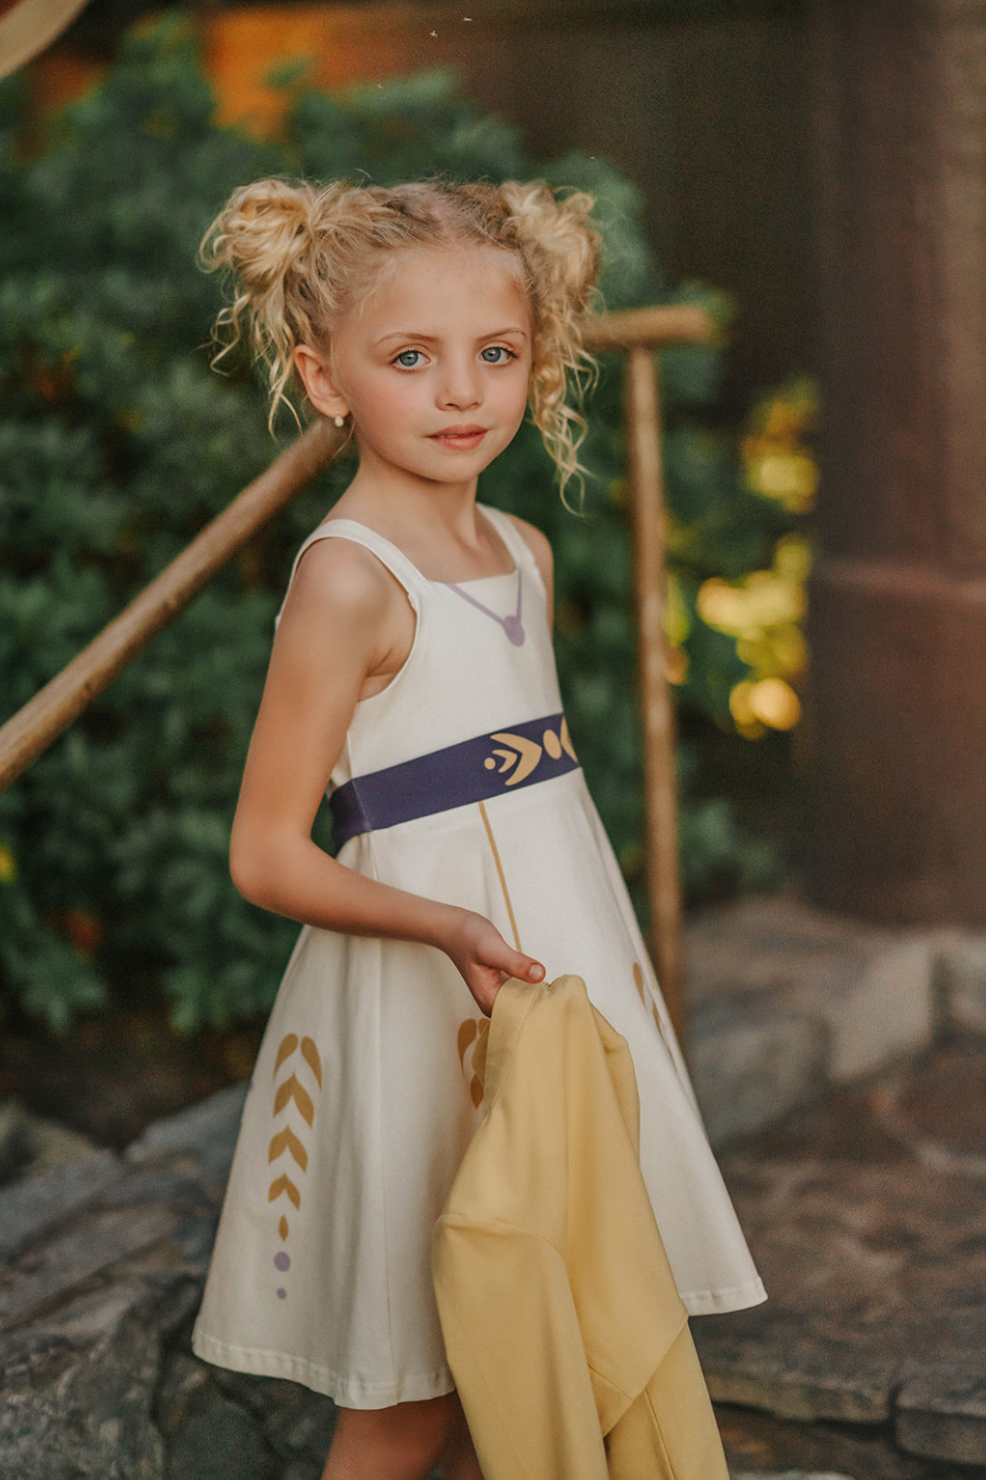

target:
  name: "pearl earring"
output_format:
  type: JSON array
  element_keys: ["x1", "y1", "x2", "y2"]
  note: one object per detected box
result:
[{"x1": 333, "y1": 415, "x2": 345, "y2": 428}]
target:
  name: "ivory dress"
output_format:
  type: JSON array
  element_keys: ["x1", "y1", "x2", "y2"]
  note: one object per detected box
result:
[{"x1": 192, "y1": 504, "x2": 765, "y2": 1409}]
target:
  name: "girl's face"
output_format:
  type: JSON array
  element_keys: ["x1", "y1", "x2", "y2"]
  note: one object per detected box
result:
[{"x1": 308, "y1": 246, "x2": 533, "y2": 494}]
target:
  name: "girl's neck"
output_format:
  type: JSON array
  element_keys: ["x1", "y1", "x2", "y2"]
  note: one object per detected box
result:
[{"x1": 330, "y1": 473, "x2": 511, "y2": 584}]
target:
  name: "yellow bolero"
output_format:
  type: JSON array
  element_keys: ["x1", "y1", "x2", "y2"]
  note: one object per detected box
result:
[{"x1": 432, "y1": 974, "x2": 730, "y2": 1480}]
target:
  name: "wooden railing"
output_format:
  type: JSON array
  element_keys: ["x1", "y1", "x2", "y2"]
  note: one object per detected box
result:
[{"x1": 0, "y1": 303, "x2": 711, "y2": 1042}]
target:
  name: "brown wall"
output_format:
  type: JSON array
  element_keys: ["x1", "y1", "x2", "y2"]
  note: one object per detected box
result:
[{"x1": 809, "y1": 0, "x2": 986, "y2": 925}]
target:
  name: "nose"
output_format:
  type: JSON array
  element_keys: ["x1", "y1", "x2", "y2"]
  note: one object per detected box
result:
[{"x1": 437, "y1": 353, "x2": 481, "y2": 411}]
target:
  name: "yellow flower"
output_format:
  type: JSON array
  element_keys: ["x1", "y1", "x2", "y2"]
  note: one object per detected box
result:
[
  {"x1": 0, "y1": 844, "x2": 17, "y2": 884},
  {"x1": 730, "y1": 678, "x2": 802, "y2": 736}
]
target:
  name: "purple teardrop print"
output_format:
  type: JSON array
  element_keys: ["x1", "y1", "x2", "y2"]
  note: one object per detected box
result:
[
  {"x1": 276, "y1": 1288, "x2": 287, "y2": 1299},
  {"x1": 274, "y1": 1252, "x2": 291, "y2": 1272},
  {"x1": 502, "y1": 615, "x2": 525, "y2": 646}
]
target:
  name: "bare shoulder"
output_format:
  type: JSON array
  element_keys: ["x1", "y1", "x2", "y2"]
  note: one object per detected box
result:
[
  {"x1": 505, "y1": 513, "x2": 554, "y2": 582},
  {"x1": 280, "y1": 531, "x2": 401, "y2": 634}
]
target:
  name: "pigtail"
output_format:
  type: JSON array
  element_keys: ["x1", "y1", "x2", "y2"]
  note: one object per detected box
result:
[
  {"x1": 498, "y1": 181, "x2": 601, "y2": 506},
  {"x1": 201, "y1": 179, "x2": 347, "y2": 429}
]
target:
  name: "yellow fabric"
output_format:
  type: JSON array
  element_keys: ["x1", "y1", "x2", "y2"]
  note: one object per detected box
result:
[{"x1": 432, "y1": 975, "x2": 729, "y2": 1480}]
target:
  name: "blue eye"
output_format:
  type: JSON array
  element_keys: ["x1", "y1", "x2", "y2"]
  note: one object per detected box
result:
[
  {"x1": 480, "y1": 346, "x2": 513, "y2": 364},
  {"x1": 393, "y1": 349, "x2": 424, "y2": 369}
]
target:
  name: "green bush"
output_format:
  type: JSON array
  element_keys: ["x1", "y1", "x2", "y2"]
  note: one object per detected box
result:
[{"x1": 0, "y1": 16, "x2": 795, "y2": 1031}]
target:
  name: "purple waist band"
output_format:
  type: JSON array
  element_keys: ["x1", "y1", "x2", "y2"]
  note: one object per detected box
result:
[{"x1": 329, "y1": 712, "x2": 579, "y2": 847}]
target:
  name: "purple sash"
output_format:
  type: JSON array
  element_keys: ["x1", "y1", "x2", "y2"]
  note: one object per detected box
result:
[{"x1": 330, "y1": 712, "x2": 579, "y2": 846}]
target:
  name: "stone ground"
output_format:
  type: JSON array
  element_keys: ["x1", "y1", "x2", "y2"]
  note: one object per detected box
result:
[
  {"x1": 2, "y1": 895, "x2": 986, "y2": 1477},
  {"x1": 702, "y1": 1041, "x2": 986, "y2": 1477}
]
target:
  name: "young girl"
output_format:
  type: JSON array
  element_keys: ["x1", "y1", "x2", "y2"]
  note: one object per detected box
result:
[{"x1": 191, "y1": 177, "x2": 765, "y2": 1480}]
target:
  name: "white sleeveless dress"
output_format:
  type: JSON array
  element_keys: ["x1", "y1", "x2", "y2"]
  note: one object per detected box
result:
[{"x1": 192, "y1": 505, "x2": 765, "y2": 1409}]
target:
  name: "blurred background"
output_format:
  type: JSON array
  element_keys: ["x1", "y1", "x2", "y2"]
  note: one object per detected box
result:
[{"x1": 1, "y1": 0, "x2": 824, "y2": 1129}]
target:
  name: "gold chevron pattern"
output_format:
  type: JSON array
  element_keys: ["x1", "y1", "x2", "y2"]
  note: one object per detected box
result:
[
  {"x1": 482, "y1": 718, "x2": 577, "y2": 787},
  {"x1": 268, "y1": 1124, "x2": 308, "y2": 1172},
  {"x1": 268, "y1": 1172, "x2": 301, "y2": 1209},
  {"x1": 273, "y1": 1073, "x2": 314, "y2": 1125},
  {"x1": 267, "y1": 1033, "x2": 323, "y2": 1298}
]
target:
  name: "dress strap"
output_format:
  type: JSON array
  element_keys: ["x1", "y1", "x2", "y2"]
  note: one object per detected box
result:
[
  {"x1": 478, "y1": 504, "x2": 543, "y2": 584},
  {"x1": 279, "y1": 519, "x2": 427, "y2": 623}
]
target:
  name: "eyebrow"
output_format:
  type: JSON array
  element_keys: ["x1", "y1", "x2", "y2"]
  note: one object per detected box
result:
[{"x1": 373, "y1": 326, "x2": 529, "y2": 347}]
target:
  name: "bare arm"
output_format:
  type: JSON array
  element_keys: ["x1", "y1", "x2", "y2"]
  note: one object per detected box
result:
[{"x1": 230, "y1": 537, "x2": 544, "y2": 1014}]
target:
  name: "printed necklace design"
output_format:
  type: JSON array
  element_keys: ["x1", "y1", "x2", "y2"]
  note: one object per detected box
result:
[{"x1": 447, "y1": 569, "x2": 525, "y2": 646}]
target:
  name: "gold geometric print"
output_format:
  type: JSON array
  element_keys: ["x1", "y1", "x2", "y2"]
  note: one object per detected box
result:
[
  {"x1": 274, "y1": 1034, "x2": 298, "y2": 1073},
  {"x1": 273, "y1": 1073, "x2": 315, "y2": 1126},
  {"x1": 458, "y1": 1018, "x2": 478, "y2": 1065},
  {"x1": 560, "y1": 717, "x2": 577, "y2": 761},
  {"x1": 634, "y1": 961, "x2": 666, "y2": 1034},
  {"x1": 457, "y1": 1016, "x2": 489, "y2": 1110},
  {"x1": 488, "y1": 732, "x2": 542, "y2": 786},
  {"x1": 268, "y1": 1172, "x2": 301, "y2": 1209},
  {"x1": 482, "y1": 717, "x2": 577, "y2": 788},
  {"x1": 300, "y1": 1036, "x2": 323, "y2": 1087},
  {"x1": 268, "y1": 1031, "x2": 323, "y2": 1300},
  {"x1": 268, "y1": 1124, "x2": 308, "y2": 1172}
]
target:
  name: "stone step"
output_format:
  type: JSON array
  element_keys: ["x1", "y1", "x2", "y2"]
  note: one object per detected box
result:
[
  {"x1": 696, "y1": 1040, "x2": 986, "y2": 1472},
  {"x1": 685, "y1": 895, "x2": 986, "y2": 1148}
]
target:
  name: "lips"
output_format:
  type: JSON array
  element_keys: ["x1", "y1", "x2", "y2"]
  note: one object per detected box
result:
[{"x1": 429, "y1": 425, "x2": 488, "y2": 448}]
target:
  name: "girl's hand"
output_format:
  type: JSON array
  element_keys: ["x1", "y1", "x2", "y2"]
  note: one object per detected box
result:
[{"x1": 441, "y1": 909, "x2": 545, "y2": 1017}]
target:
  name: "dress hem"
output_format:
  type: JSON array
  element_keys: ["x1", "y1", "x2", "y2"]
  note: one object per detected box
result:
[
  {"x1": 192, "y1": 1328, "x2": 456, "y2": 1408},
  {"x1": 683, "y1": 1276, "x2": 767, "y2": 1317}
]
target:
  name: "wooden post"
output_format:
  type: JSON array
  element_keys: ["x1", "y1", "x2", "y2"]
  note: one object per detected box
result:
[
  {"x1": 625, "y1": 346, "x2": 686, "y2": 1049},
  {"x1": 0, "y1": 418, "x2": 342, "y2": 794}
]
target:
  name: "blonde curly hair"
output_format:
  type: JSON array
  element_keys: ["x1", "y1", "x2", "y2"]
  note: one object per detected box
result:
[{"x1": 201, "y1": 177, "x2": 601, "y2": 497}]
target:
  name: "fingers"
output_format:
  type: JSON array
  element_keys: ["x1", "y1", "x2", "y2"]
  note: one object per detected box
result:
[
  {"x1": 491, "y1": 947, "x2": 544, "y2": 985},
  {"x1": 475, "y1": 928, "x2": 544, "y2": 983},
  {"x1": 515, "y1": 954, "x2": 545, "y2": 984}
]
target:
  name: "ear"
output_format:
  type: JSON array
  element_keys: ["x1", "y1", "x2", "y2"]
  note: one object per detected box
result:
[{"x1": 293, "y1": 344, "x2": 349, "y2": 422}]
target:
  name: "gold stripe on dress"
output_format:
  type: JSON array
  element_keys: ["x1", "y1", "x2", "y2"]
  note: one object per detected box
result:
[{"x1": 478, "y1": 799, "x2": 522, "y2": 953}]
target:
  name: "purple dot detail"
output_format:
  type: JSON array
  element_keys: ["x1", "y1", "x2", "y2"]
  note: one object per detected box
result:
[
  {"x1": 274, "y1": 1251, "x2": 291, "y2": 1272},
  {"x1": 276, "y1": 1287, "x2": 287, "y2": 1299},
  {"x1": 502, "y1": 615, "x2": 525, "y2": 646}
]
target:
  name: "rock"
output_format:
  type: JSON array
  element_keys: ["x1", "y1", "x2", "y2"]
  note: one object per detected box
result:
[
  {"x1": 0, "y1": 1149, "x2": 121, "y2": 1263},
  {"x1": 690, "y1": 1000, "x2": 828, "y2": 1146},
  {"x1": 0, "y1": 1100, "x2": 102, "y2": 1186},
  {"x1": 126, "y1": 1084, "x2": 248, "y2": 1192},
  {"x1": 210, "y1": 1365, "x2": 337, "y2": 1469},
  {"x1": 24, "y1": 1112, "x2": 101, "y2": 1170},
  {"x1": 896, "y1": 1367, "x2": 986, "y2": 1466},
  {"x1": 157, "y1": 1350, "x2": 218, "y2": 1437},
  {"x1": 164, "y1": 1384, "x2": 271, "y2": 1480},
  {"x1": 796, "y1": 936, "x2": 935, "y2": 1083},
  {"x1": 700, "y1": 1313, "x2": 898, "y2": 1424},
  {"x1": 0, "y1": 1291, "x2": 164, "y2": 1479},
  {"x1": 716, "y1": 1400, "x2": 933, "y2": 1479},
  {"x1": 731, "y1": 1473, "x2": 855, "y2": 1480},
  {"x1": 0, "y1": 1100, "x2": 30, "y2": 1183},
  {"x1": 934, "y1": 929, "x2": 986, "y2": 1036},
  {"x1": 0, "y1": 1201, "x2": 182, "y2": 1331},
  {"x1": 697, "y1": 1044, "x2": 986, "y2": 1462},
  {"x1": 281, "y1": 1462, "x2": 324, "y2": 1480},
  {"x1": 687, "y1": 897, "x2": 935, "y2": 1086}
]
